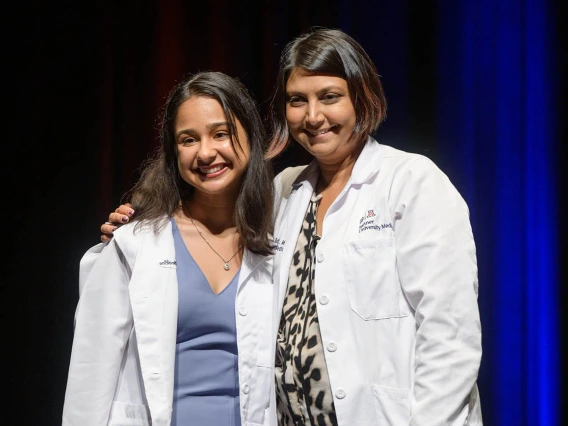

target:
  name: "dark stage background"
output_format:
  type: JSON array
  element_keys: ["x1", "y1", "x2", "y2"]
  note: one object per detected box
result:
[{"x1": 7, "y1": 1, "x2": 565, "y2": 425}]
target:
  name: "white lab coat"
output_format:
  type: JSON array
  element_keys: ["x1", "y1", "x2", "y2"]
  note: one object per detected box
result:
[
  {"x1": 63, "y1": 219, "x2": 275, "y2": 426},
  {"x1": 271, "y1": 138, "x2": 482, "y2": 426}
]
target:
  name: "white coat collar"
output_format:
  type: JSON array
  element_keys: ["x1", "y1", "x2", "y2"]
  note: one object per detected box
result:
[
  {"x1": 348, "y1": 136, "x2": 385, "y2": 185},
  {"x1": 237, "y1": 249, "x2": 269, "y2": 295},
  {"x1": 291, "y1": 137, "x2": 385, "y2": 190}
]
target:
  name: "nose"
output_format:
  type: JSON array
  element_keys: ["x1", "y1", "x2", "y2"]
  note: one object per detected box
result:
[
  {"x1": 306, "y1": 100, "x2": 324, "y2": 128},
  {"x1": 197, "y1": 138, "x2": 217, "y2": 163}
]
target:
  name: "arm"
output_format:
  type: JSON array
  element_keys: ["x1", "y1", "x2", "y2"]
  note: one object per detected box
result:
[
  {"x1": 100, "y1": 203, "x2": 136, "y2": 242},
  {"x1": 63, "y1": 239, "x2": 134, "y2": 425},
  {"x1": 392, "y1": 157, "x2": 481, "y2": 425}
]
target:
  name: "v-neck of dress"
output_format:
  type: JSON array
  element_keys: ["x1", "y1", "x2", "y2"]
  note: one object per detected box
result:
[{"x1": 171, "y1": 217, "x2": 240, "y2": 296}]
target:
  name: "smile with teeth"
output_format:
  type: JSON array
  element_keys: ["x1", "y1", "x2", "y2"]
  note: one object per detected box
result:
[
  {"x1": 305, "y1": 126, "x2": 336, "y2": 137},
  {"x1": 198, "y1": 164, "x2": 227, "y2": 175}
]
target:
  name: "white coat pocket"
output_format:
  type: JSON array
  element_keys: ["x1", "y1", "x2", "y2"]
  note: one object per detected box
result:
[
  {"x1": 371, "y1": 384, "x2": 411, "y2": 426},
  {"x1": 108, "y1": 401, "x2": 151, "y2": 425},
  {"x1": 245, "y1": 365, "x2": 273, "y2": 425},
  {"x1": 342, "y1": 238, "x2": 408, "y2": 320}
]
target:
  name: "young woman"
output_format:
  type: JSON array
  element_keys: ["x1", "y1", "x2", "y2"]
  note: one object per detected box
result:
[
  {"x1": 101, "y1": 28, "x2": 482, "y2": 426},
  {"x1": 64, "y1": 72, "x2": 276, "y2": 426}
]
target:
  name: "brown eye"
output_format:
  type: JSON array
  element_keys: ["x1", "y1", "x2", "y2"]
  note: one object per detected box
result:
[
  {"x1": 287, "y1": 96, "x2": 305, "y2": 107},
  {"x1": 214, "y1": 131, "x2": 230, "y2": 140},
  {"x1": 180, "y1": 137, "x2": 196, "y2": 145},
  {"x1": 322, "y1": 93, "x2": 340, "y2": 103}
]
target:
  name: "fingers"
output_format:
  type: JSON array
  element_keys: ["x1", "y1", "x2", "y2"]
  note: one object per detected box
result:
[
  {"x1": 101, "y1": 222, "x2": 117, "y2": 236},
  {"x1": 110, "y1": 204, "x2": 135, "y2": 224},
  {"x1": 101, "y1": 204, "x2": 135, "y2": 243},
  {"x1": 115, "y1": 204, "x2": 134, "y2": 215},
  {"x1": 109, "y1": 212, "x2": 128, "y2": 223}
]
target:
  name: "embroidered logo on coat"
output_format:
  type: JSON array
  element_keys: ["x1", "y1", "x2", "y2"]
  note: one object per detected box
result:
[
  {"x1": 159, "y1": 259, "x2": 177, "y2": 266},
  {"x1": 358, "y1": 209, "x2": 392, "y2": 233}
]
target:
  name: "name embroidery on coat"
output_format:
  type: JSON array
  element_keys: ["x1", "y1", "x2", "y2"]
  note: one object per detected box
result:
[{"x1": 358, "y1": 209, "x2": 393, "y2": 233}]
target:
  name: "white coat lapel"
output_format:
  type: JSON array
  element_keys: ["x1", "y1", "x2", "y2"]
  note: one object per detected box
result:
[
  {"x1": 128, "y1": 221, "x2": 178, "y2": 424},
  {"x1": 236, "y1": 249, "x2": 268, "y2": 296}
]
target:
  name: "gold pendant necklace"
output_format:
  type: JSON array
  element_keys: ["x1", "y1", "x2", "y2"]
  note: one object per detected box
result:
[{"x1": 188, "y1": 216, "x2": 241, "y2": 271}]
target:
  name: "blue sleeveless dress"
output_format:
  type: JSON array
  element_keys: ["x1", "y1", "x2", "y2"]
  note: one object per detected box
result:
[{"x1": 171, "y1": 218, "x2": 241, "y2": 426}]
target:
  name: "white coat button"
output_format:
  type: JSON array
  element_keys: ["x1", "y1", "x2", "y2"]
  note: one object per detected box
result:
[
  {"x1": 335, "y1": 389, "x2": 346, "y2": 399},
  {"x1": 317, "y1": 253, "x2": 325, "y2": 263},
  {"x1": 242, "y1": 383, "x2": 250, "y2": 394},
  {"x1": 238, "y1": 307, "x2": 248, "y2": 316},
  {"x1": 326, "y1": 342, "x2": 337, "y2": 352},
  {"x1": 319, "y1": 295, "x2": 329, "y2": 305}
]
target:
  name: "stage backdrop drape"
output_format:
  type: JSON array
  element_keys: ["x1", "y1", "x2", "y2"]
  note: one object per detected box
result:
[{"x1": 436, "y1": 1, "x2": 559, "y2": 424}]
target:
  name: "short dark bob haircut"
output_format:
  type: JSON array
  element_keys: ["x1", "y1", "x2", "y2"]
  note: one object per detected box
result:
[
  {"x1": 266, "y1": 27, "x2": 387, "y2": 159},
  {"x1": 126, "y1": 71, "x2": 274, "y2": 255}
]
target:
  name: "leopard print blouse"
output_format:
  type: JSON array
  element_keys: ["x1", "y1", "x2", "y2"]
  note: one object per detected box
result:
[{"x1": 275, "y1": 192, "x2": 338, "y2": 426}]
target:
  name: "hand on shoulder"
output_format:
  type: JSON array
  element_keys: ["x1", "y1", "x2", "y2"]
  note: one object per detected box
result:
[{"x1": 100, "y1": 203, "x2": 135, "y2": 242}]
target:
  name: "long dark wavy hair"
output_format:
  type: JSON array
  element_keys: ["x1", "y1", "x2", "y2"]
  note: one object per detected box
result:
[
  {"x1": 125, "y1": 71, "x2": 274, "y2": 255},
  {"x1": 266, "y1": 27, "x2": 388, "y2": 159}
]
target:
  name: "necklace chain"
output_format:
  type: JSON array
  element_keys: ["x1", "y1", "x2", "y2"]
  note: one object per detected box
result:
[{"x1": 188, "y1": 216, "x2": 241, "y2": 271}]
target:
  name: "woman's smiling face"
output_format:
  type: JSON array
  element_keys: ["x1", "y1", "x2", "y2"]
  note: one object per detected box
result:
[
  {"x1": 175, "y1": 96, "x2": 249, "y2": 198},
  {"x1": 285, "y1": 68, "x2": 358, "y2": 165}
]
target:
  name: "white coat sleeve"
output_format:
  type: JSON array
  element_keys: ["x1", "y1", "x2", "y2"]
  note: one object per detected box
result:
[
  {"x1": 63, "y1": 239, "x2": 133, "y2": 426},
  {"x1": 78, "y1": 243, "x2": 107, "y2": 295},
  {"x1": 391, "y1": 157, "x2": 482, "y2": 425}
]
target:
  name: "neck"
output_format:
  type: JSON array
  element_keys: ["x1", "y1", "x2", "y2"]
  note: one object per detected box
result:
[
  {"x1": 180, "y1": 192, "x2": 237, "y2": 234},
  {"x1": 316, "y1": 140, "x2": 364, "y2": 192}
]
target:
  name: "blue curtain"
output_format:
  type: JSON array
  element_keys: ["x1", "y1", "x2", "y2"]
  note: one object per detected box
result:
[{"x1": 436, "y1": 1, "x2": 559, "y2": 424}]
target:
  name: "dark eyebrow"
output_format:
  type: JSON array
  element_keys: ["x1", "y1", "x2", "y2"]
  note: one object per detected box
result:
[
  {"x1": 286, "y1": 86, "x2": 345, "y2": 97},
  {"x1": 175, "y1": 122, "x2": 230, "y2": 139},
  {"x1": 207, "y1": 121, "x2": 229, "y2": 130}
]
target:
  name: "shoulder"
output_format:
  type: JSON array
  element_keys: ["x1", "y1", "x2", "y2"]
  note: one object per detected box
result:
[
  {"x1": 366, "y1": 141, "x2": 466, "y2": 207},
  {"x1": 274, "y1": 165, "x2": 309, "y2": 186},
  {"x1": 377, "y1": 143, "x2": 433, "y2": 169},
  {"x1": 385, "y1": 152, "x2": 467, "y2": 211},
  {"x1": 112, "y1": 221, "x2": 142, "y2": 244},
  {"x1": 375, "y1": 143, "x2": 450, "y2": 183},
  {"x1": 273, "y1": 165, "x2": 309, "y2": 200},
  {"x1": 354, "y1": 138, "x2": 443, "y2": 184},
  {"x1": 112, "y1": 217, "x2": 171, "y2": 260}
]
